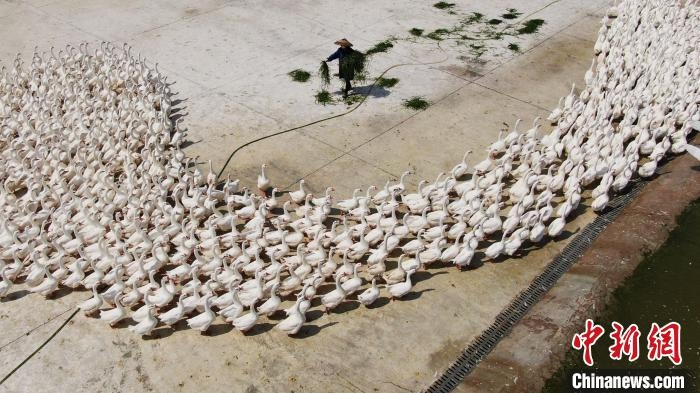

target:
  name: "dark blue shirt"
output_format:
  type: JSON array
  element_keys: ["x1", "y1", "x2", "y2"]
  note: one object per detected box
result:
[{"x1": 326, "y1": 47, "x2": 354, "y2": 62}]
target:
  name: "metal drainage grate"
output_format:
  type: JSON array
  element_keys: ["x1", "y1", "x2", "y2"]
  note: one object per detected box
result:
[{"x1": 425, "y1": 178, "x2": 647, "y2": 393}]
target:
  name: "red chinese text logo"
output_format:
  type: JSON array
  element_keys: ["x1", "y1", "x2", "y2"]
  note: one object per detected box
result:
[
  {"x1": 647, "y1": 322, "x2": 682, "y2": 365},
  {"x1": 608, "y1": 322, "x2": 640, "y2": 361},
  {"x1": 572, "y1": 319, "x2": 605, "y2": 366},
  {"x1": 572, "y1": 320, "x2": 682, "y2": 366}
]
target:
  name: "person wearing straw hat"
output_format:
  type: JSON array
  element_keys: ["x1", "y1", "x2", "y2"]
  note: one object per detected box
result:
[{"x1": 324, "y1": 38, "x2": 356, "y2": 98}]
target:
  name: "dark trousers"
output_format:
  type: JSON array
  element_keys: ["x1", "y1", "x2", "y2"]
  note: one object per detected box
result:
[{"x1": 343, "y1": 79, "x2": 352, "y2": 96}]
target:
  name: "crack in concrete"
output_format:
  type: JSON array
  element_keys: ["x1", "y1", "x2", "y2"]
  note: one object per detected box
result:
[
  {"x1": 0, "y1": 306, "x2": 73, "y2": 351},
  {"x1": 382, "y1": 380, "x2": 413, "y2": 392},
  {"x1": 0, "y1": 308, "x2": 79, "y2": 386}
]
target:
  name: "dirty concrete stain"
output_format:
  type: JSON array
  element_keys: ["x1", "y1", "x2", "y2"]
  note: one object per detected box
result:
[
  {"x1": 520, "y1": 315, "x2": 559, "y2": 335},
  {"x1": 428, "y1": 337, "x2": 470, "y2": 372},
  {"x1": 438, "y1": 64, "x2": 483, "y2": 79},
  {"x1": 184, "y1": 8, "x2": 199, "y2": 17}
]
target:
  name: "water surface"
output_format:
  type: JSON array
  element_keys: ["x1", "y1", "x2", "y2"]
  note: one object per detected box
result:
[{"x1": 542, "y1": 200, "x2": 700, "y2": 391}]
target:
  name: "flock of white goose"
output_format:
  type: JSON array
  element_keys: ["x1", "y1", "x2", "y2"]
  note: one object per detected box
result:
[{"x1": 0, "y1": 0, "x2": 698, "y2": 337}]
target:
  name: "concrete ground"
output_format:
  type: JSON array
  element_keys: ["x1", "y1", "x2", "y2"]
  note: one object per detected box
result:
[{"x1": 0, "y1": 0, "x2": 611, "y2": 392}]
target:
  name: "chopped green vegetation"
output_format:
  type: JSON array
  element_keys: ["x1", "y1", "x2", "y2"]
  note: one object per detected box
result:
[
  {"x1": 469, "y1": 43, "x2": 487, "y2": 58},
  {"x1": 403, "y1": 96, "x2": 430, "y2": 110},
  {"x1": 464, "y1": 12, "x2": 484, "y2": 24},
  {"x1": 426, "y1": 28, "x2": 450, "y2": 40},
  {"x1": 290, "y1": 5, "x2": 547, "y2": 107},
  {"x1": 433, "y1": 2, "x2": 455, "y2": 9},
  {"x1": 366, "y1": 40, "x2": 394, "y2": 56},
  {"x1": 376, "y1": 77, "x2": 399, "y2": 88},
  {"x1": 343, "y1": 51, "x2": 368, "y2": 82},
  {"x1": 501, "y1": 8, "x2": 522, "y2": 19},
  {"x1": 344, "y1": 94, "x2": 364, "y2": 105},
  {"x1": 318, "y1": 61, "x2": 330, "y2": 86},
  {"x1": 315, "y1": 90, "x2": 333, "y2": 105},
  {"x1": 288, "y1": 69, "x2": 311, "y2": 82},
  {"x1": 409, "y1": 28, "x2": 424, "y2": 37},
  {"x1": 517, "y1": 19, "x2": 545, "y2": 34},
  {"x1": 487, "y1": 32, "x2": 503, "y2": 40}
]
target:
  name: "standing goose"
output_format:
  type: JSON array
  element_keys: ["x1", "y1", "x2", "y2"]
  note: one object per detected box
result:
[
  {"x1": 257, "y1": 283, "x2": 281, "y2": 316},
  {"x1": 78, "y1": 286, "x2": 104, "y2": 315},
  {"x1": 289, "y1": 179, "x2": 309, "y2": 204},
  {"x1": 99, "y1": 294, "x2": 127, "y2": 327},
  {"x1": 387, "y1": 269, "x2": 415, "y2": 300},
  {"x1": 0, "y1": 269, "x2": 13, "y2": 298},
  {"x1": 232, "y1": 305, "x2": 259, "y2": 333},
  {"x1": 257, "y1": 163, "x2": 271, "y2": 193},
  {"x1": 451, "y1": 150, "x2": 473, "y2": 179},
  {"x1": 29, "y1": 264, "x2": 58, "y2": 297},
  {"x1": 187, "y1": 294, "x2": 216, "y2": 333},
  {"x1": 128, "y1": 305, "x2": 158, "y2": 336},
  {"x1": 276, "y1": 298, "x2": 310, "y2": 335},
  {"x1": 383, "y1": 255, "x2": 407, "y2": 285},
  {"x1": 159, "y1": 294, "x2": 186, "y2": 326},
  {"x1": 321, "y1": 274, "x2": 347, "y2": 313},
  {"x1": 357, "y1": 278, "x2": 380, "y2": 306}
]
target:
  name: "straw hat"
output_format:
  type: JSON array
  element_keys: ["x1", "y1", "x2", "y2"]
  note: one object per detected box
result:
[{"x1": 334, "y1": 38, "x2": 353, "y2": 48}]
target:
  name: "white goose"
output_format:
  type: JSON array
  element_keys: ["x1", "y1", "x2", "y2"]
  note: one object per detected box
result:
[
  {"x1": 387, "y1": 269, "x2": 415, "y2": 300},
  {"x1": 187, "y1": 294, "x2": 216, "y2": 333},
  {"x1": 357, "y1": 278, "x2": 380, "y2": 306}
]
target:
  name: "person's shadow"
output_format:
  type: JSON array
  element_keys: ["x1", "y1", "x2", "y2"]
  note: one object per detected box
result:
[{"x1": 352, "y1": 84, "x2": 390, "y2": 98}]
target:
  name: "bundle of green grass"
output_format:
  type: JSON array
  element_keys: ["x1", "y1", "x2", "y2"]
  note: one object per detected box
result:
[{"x1": 318, "y1": 61, "x2": 330, "y2": 86}]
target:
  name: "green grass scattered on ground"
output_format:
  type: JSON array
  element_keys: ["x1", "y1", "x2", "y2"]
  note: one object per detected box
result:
[
  {"x1": 517, "y1": 19, "x2": 545, "y2": 34},
  {"x1": 433, "y1": 1, "x2": 455, "y2": 9},
  {"x1": 403, "y1": 96, "x2": 430, "y2": 110},
  {"x1": 426, "y1": 28, "x2": 451, "y2": 40},
  {"x1": 464, "y1": 12, "x2": 484, "y2": 24},
  {"x1": 366, "y1": 40, "x2": 394, "y2": 56},
  {"x1": 409, "y1": 28, "x2": 424, "y2": 37},
  {"x1": 344, "y1": 94, "x2": 364, "y2": 105},
  {"x1": 288, "y1": 69, "x2": 311, "y2": 82},
  {"x1": 376, "y1": 77, "x2": 399, "y2": 88},
  {"x1": 292, "y1": 6, "x2": 545, "y2": 106},
  {"x1": 315, "y1": 90, "x2": 333, "y2": 105},
  {"x1": 501, "y1": 8, "x2": 522, "y2": 19}
]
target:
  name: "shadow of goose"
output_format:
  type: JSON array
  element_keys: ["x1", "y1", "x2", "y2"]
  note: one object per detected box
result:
[
  {"x1": 330, "y1": 300, "x2": 360, "y2": 315},
  {"x1": 399, "y1": 288, "x2": 434, "y2": 301},
  {"x1": 180, "y1": 138, "x2": 201, "y2": 148},
  {"x1": 292, "y1": 321, "x2": 338, "y2": 339},
  {"x1": 145, "y1": 326, "x2": 175, "y2": 340},
  {"x1": 48, "y1": 286, "x2": 78, "y2": 300},
  {"x1": 242, "y1": 322, "x2": 274, "y2": 336},
  {"x1": 207, "y1": 322, "x2": 235, "y2": 336},
  {"x1": 305, "y1": 309, "x2": 324, "y2": 322},
  {"x1": 1, "y1": 289, "x2": 30, "y2": 302},
  {"x1": 365, "y1": 296, "x2": 390, "y2": 309},
  {"x1": 412, "y1": 270, "x2": 447, "y2": 284}
]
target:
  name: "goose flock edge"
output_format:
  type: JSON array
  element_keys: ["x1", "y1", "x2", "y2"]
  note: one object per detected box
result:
[{"x1": 0, "y1": 0, "x2": 699, "y2": 337}]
